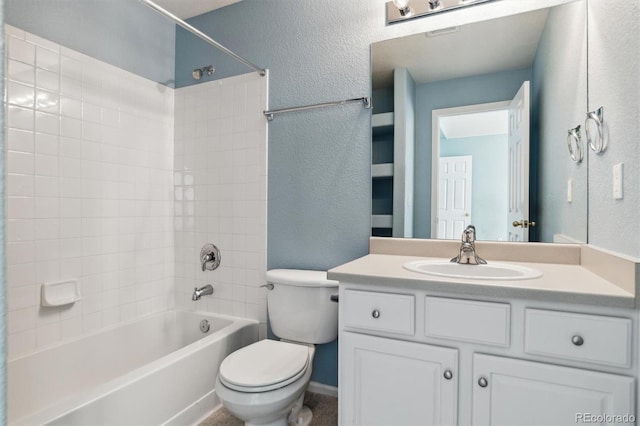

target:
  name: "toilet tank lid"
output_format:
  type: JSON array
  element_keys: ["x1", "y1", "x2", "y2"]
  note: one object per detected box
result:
[{"x1": 266, "y1": 269, "x2": 338, "y2": 288}]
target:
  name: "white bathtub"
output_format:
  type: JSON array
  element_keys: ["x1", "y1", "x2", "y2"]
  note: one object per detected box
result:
[{"x1": 8, "y1": 310, "x2": 258, "y2": 425}]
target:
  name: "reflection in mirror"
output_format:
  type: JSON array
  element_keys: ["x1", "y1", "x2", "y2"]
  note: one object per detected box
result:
[{"x1": 371, "y1": 0, "x2": 587, "y2": 243}]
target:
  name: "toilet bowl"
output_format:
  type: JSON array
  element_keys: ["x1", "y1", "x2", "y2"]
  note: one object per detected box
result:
[
  {"x1": 215, "y1": 269, "x2": 338, "y2": 426},
  {"x1": 215, "y1": 340, "x2": 315, "y2": 426}
]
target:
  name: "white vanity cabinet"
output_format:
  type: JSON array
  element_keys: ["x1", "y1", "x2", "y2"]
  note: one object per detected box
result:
[
  {"x1": 338, "y1": 286, "x2": 636, "y2": 426},
  {"x1": 472, "y1": 354, "x2": 635, "y2": 425},
  {"x1": 341, "y1": 332, "x2": 458, "y2": 426}
]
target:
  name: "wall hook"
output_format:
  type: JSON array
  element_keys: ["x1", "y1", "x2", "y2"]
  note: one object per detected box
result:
[
  {"x1": 567, "y1": 125, "x2": 583, "y2": 163},
  {"x1": 585, "y1": 106, "x2": 606, "y2": 154}
]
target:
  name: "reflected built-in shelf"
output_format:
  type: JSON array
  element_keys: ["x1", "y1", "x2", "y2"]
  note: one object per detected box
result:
[
  {"x1": 371, "y1": 214, "x2": 393, "y2": 229},
  {"x1": 372, "y1": 112, "x2": 394, "y2": 128},
  {"x1": 372, "y1": 112, "x2": 395, "y2": 231},
  {"x1": 372, "y1": 112, "x2": 394, "y2": 137},
  {"x1": 372, "y1": 163, "x2": 394, "y2": 178}
]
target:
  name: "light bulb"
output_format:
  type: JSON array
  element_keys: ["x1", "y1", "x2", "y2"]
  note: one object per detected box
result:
[{"x1": 392, "y1": 0, "x2": 411, "y2": 15}]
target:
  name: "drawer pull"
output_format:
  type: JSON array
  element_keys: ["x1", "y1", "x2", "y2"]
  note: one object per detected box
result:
[
  {"x1": 571, "y1": 335, "x2": 584, "y2": 346},
  {"x1": 478, "y1": 377, "x2": 488, "y2": 388},
  {"x1": 443, "y1": 370, "x2": 453, "y2": 380},
  {"x1": 371, "y1": 309, "x2": 381, "y2": 319}
]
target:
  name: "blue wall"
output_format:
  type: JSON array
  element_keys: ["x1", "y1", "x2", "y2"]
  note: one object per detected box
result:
[
  {"x1": 414, "y1": 68, "x2": 532, "y2": 238},
  {"x1": 440, "y1": 134, "x2": 509, "y2": 241},
  {"x1": 5, "y1": 0, "x2": 176, "y2": 85}
]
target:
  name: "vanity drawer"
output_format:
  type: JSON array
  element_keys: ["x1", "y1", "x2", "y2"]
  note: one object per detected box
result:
[
  {"x1": 524, "y1": 309, "x2": 632, "y2": 368},
  {"x1": 425, "y1": 297, "x2": 510, "y2": 346},
  {"x1": 342, "y1": 290, "x2": 415, "y2": 335}
]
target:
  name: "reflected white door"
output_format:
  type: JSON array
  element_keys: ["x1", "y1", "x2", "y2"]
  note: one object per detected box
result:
[
  {"x1": 437, "y1": 155, "x2": 472, "y2": 239},
  {"x1": 507, "y1": 81, "x2": 530, "y2": 241}
]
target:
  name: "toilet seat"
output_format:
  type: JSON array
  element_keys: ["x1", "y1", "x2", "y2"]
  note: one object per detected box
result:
[{"x1": 219, "y1": 340, "x2": 310, "y2": 393}]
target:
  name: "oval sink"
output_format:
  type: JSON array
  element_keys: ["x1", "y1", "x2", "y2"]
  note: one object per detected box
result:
[{"x1": 403, "y1": 260, "x2": 542, "y2": 281}]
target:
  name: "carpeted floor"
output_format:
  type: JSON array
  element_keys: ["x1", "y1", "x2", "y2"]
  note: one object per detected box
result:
[{"x1": 199, "y1": 392, "x2": 338, "y2": 426}]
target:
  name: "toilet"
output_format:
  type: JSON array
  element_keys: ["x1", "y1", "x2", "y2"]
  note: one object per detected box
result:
[{"x1": 215, "y1": 269, "x2": 339, "y2": 426}]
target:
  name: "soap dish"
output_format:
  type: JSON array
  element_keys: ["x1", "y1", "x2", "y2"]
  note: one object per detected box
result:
[{"x1": 41, "y1": 279, "x2": 82, "y2": 307}]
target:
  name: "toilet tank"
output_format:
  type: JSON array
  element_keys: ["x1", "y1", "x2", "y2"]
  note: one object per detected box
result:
[{"x1": 265, "y1": 269, "x2": 338, "y2": 344}]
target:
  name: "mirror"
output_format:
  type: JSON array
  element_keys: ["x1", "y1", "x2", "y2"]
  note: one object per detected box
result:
[{"x1": 371, "y1": 0, "x2": 587, "y2": 243}]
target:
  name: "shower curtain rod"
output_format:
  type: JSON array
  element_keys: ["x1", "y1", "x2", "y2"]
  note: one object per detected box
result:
[
  {"x1": 264, "y1": 97, "x2": 372, "y2": 121},
  {"x1": 139, "y1": 0, "x2": 266, "y2": 77}
]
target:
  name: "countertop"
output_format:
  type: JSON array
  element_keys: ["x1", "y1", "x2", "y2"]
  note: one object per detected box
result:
[{"x1": 328, "y1": 254, "x2": 636, "y2": 308}]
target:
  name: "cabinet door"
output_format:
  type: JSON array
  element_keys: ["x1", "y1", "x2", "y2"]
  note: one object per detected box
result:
[
  {"x1": 340, "y1": 332, "x2": 458, "y2": 426},
  {"x1": 472, "y1": 354, "x2": 635, "y2": 426}
]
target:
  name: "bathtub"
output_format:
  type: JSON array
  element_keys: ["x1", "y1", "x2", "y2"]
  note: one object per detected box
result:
[{"x1": 8, "y1": 310, "x2": 258, "y2": 425}]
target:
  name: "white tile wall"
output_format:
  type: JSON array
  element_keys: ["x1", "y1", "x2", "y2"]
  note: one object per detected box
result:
[
  {"x1": 173, "y1": 73, "x2": 269, "y2": 338},
  {"x1": 4, "y1": 26, "x2": 175, "y2": 360}
]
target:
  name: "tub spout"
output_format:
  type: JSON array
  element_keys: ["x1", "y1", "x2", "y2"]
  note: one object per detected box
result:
[{"x1": 192, "y1": 284, "x2": 214, "y2": 301}]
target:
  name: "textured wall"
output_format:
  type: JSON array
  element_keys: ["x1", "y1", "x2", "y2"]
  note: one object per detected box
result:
[
  {"x1": 532, "y1": 1, "x2": 587, "y2": 244},
  {"x1": 587, "y1": 0, "x2": 640, "y2": 257},
  {"x1": 5, "y1": 0, "x2": 175, "y2": 86}
]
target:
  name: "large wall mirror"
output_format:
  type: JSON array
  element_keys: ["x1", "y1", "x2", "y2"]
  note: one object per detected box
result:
[{"x1": 371, "y1": 0, "x2": 587, "y2": 244}]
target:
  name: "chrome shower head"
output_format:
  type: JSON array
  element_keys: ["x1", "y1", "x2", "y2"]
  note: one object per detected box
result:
[{"x1": 192, "y1": 65, "x2": 215, "y2": 80}]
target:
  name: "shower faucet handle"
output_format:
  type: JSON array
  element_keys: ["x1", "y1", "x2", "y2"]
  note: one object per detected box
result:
[{"x1": 201, "y1": 243, "x2": 221, "y2": 271}]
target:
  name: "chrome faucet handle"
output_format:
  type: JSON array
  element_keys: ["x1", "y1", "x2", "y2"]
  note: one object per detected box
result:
[
  {"x1": 462, "y1": 225, "x2": 477, "y2": 243},
  {"x1": 200, "y1": 243, "x2": 221, "y2": 272}
]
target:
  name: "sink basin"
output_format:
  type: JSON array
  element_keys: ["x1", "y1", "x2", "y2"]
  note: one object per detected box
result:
[{"x1": 403, "y1": 260, "x2": 542, "y2": 281}]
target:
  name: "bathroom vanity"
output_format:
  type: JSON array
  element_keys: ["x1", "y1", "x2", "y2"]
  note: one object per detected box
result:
[{"x1": 330, "y1": 238, "x2": 637, "y2": 426}]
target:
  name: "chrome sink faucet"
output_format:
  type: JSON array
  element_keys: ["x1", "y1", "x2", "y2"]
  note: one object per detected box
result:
[{"x1": 451, "y1": 225, "x2": 487, "y2": 265}]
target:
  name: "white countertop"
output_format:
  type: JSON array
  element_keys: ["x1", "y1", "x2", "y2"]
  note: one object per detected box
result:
[{"x1": 328, "y1": 254, "x2": 636, "y2": 308}]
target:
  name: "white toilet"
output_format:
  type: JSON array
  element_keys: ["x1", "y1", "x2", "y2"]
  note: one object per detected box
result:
[{"x1": 215, "y1": 269, "x2": 339, "y2": 426}]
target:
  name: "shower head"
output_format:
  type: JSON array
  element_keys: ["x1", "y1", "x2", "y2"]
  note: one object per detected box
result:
[{"x1": 192, "y1": 65, "x2": 215, "y2": 80}]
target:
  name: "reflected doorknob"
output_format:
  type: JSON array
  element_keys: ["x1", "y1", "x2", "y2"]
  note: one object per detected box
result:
[{"x1": 512, "y1": 219, "x2": 537, "y2": 228}]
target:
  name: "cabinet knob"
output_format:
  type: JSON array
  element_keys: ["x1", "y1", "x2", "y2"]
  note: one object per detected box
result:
[
  {"x1": 443, "y1": 370, "x2": 453, "y2": 380},
  {"x1": 371, "y1": 309, "x2": 381, "y2": 319},
  {"x1": 478, "y1": 377, "x2": 488, "y2": 388},
  {"x1": 571, "y1": 335, "x2": 584, "y2": 346}
]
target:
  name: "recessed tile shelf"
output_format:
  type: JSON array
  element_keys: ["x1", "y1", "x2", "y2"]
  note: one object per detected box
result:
[
  {"x1": 372, "y1": 112, "x2": 394, "y2": 128},
  {"x1": 372, "y1": 214, "x2": 393, "y2": 229},
  {"x1": 372, "y1": 163, "x2": 394, "y2": 178}
]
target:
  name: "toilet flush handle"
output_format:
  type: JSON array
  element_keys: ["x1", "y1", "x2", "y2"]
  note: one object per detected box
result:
[{"x1": 260, "y1": 283, "x2": 274, "y2": 290}]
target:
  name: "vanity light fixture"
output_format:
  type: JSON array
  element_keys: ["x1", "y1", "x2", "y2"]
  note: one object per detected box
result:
[{"x1": 387, "y1": 0, "x2": 497, "y2": 25}]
